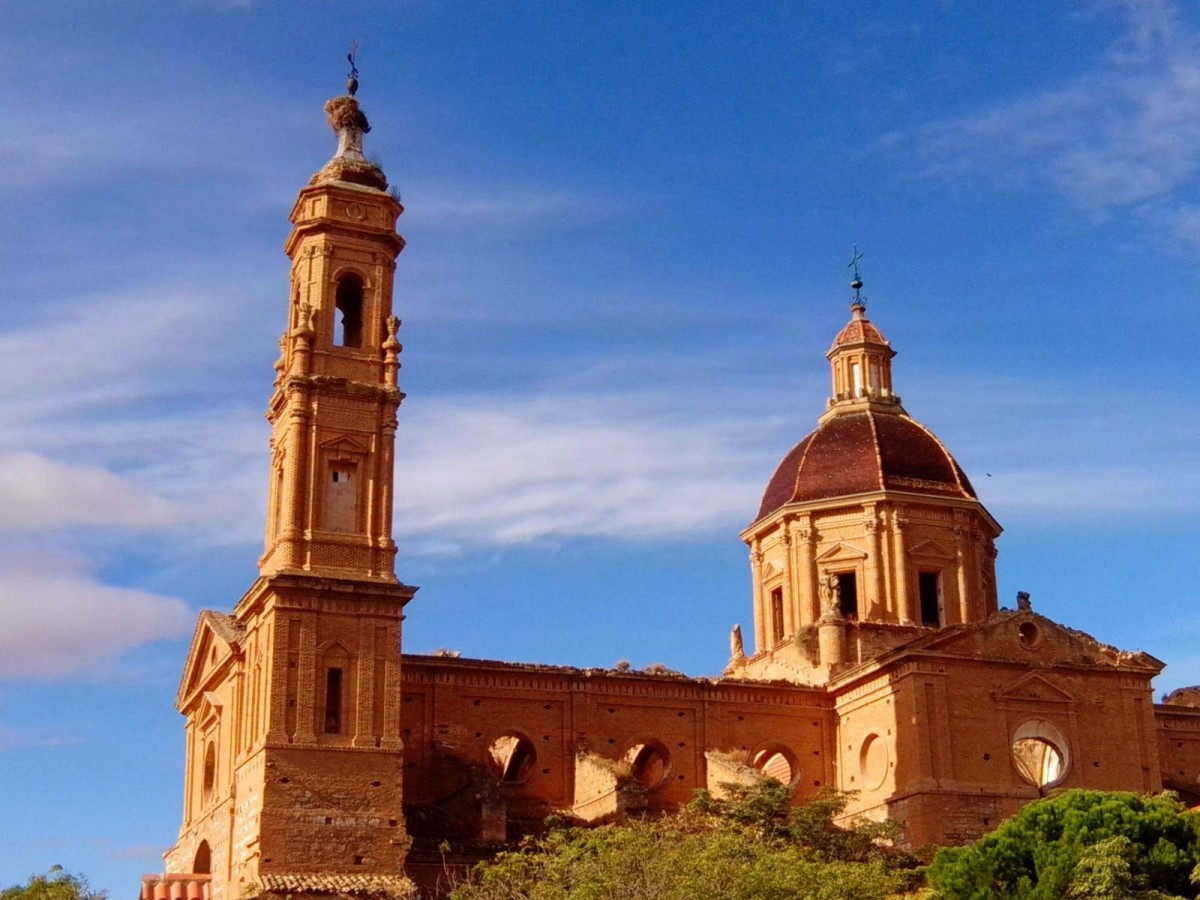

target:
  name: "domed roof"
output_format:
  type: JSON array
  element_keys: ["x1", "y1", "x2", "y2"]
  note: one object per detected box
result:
[
  {"x1": 756, "y1": 410, "x2": 977, "y2": 520},
  {"x1": 828, "y1": 303, "x2": 892, "y2": 353}
]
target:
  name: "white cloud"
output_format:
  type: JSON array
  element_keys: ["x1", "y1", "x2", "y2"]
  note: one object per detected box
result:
[
  {"x1": 906, "y1": 0, "x2": 1200, "y2": 246},
  {"x1": 0, "y1": 551, "x2": 193, "y2": 680},
  {"x1": 0, "y1": 452, "x2": 176, "y2": 532},
  {"x1": 393, "y1": 392, "x2": 783, "y2": 551}
]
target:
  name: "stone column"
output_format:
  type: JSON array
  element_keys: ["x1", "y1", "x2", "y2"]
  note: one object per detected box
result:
[
  {"x1": 750, "y1": 546, "x2": 765, "y2": 654},
  {"x1": 295, "y1": 614, "x2": 317, "y2": 744},
  {"x1": 780, "y1": 526, "x2": 795, "y2": 636},
  {"x1": 893, "y1": 511, "x2": 914, "y2": 625},
  {"x1": 864, "y1": 504, "x2": 884, "y2": 621},
  {"x1": 954, "y1": 523, "x2": 971, "y2": 626}
]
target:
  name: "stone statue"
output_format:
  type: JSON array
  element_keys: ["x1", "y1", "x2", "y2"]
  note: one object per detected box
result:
[
  {"x1": 729, "y1": 624, "x2": 744, "y2": 659},
  {"x1": 819, "y1": 572, "x2": 841, "y2": 614},
  {"x1": 1016, "y1": 590, "x2": 1032, "y2": 612}
]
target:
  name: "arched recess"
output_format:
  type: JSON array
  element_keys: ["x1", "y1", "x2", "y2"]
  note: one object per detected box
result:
[
  {"x1": 623, "y1": 738, "x2": 672, "y2": 790},
  {"x1": 192, "y1": 840, "x2": 211, "y2": 875},
  {"x1": 488, "y1": 732, "x2": 537, "y2": 783}
]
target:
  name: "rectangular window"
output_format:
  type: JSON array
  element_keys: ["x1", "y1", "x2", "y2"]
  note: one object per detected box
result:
[
  {"x1": 324, "y1": 667, "x2": 343, "y2": 734},
  {"x1": 837, "y1": 572, "x2": 858, "y2": 619},
  {"x1": 770, "y1": 586, "x2": 785, "y2": 644},
  {"x1": 919, "y1": 571, "x2": 941, "y2": 626}
]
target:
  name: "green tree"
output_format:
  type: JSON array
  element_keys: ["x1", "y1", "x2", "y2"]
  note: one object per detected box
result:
[
  {"x1": 0, "y1": 868, "x2": 106, "y2": 900},
  {"x1": 927, "y1": 790, "x2": 1200, "y2": 899},
  {"x1": 450, "y1": 780, "x2": 918, "y2": 899}
]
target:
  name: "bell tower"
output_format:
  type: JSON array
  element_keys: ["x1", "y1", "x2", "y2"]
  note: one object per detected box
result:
[
  {"x1": 260, "y1": 93, "x2": 406, "y2": 582},
  {"x1": 164, "y1": 77, "x2": 418, "y2": 899}
]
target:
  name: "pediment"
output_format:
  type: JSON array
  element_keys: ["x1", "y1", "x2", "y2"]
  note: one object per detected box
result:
[
  {"x1": 908, "y1": 540, "x2": 955, "y2": 561},
  {"x1": 176, "y1": 610, "x2": 246, "y2": 711},
  {"x1": 317, "y1": 638, "x2": 353, "y2": 658},
  {"x1": 899, "y1": 612, "x2": 1163, "y2": 675},
  {"x1": 762, "y1": 559, "x2": 784, "y2": 580},
  {"x1": 815, "y1": 542, "x2": 868, "y2": 563},
  {"x1": 319, "y1": 434, "x2": 369, "y2": 456},
  {"x1": 995, "y1": 672, "x2": 1076, "y2": 704}
]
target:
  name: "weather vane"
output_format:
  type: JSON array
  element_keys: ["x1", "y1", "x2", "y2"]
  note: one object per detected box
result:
[
  {"x1": 847, "y1": 245, "x2": 866, "y2": 306},
  {"x1": 346, "y1": 39, "x2": 360, "y2": 96}
]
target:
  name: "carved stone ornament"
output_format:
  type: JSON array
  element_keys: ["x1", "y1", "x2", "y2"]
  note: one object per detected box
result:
[{"x1": 729, "y1": 624, "x2": 745, "y2": 660}]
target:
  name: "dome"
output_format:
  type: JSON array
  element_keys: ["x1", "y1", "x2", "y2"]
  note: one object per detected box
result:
[
  {"x1": 756, "y1": 410, "x2": 976, "y2": 520},
  {"x1": 828, "y1": 309, "x2": 891, "y2": 352}
]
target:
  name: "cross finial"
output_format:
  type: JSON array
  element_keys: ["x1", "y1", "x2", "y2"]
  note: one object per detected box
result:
[
  {"x1": 847, "y1": 245, "x2": 865, "y2": 307},
  {"x1": 848, "y1": 245, "x2": 864, "y2": 281},
  {"x1": 346, "y1": 39, "x2": 360, "y2": 96}
]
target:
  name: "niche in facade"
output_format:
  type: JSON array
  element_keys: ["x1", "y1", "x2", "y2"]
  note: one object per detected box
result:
[{"x1": 324, "y1": 463, "x2": 358, "y2": 533}]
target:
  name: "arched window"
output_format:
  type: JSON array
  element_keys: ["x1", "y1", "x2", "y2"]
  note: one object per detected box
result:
[
  {"x1": 192, "y1": 841, "x2": 211, "y2": 875},
  {"x1": 201, "y1": 742, "x2": 216, "y2": 805},
  {"x1": 334, "y1": 277, "x2": 364, "y2": 348}
]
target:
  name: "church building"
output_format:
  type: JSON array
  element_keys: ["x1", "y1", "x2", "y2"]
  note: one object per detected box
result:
[{"x1": 140, "y1": 85, "x2": 1200, "y2": 900}]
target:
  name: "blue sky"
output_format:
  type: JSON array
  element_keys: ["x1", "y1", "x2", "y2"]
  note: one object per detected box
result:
[{"x1": 2, "y1": 0, "x2": 1200, "y2": 893}]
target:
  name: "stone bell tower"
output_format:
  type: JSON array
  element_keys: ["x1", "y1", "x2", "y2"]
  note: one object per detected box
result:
[
  {"x1": 260, "y1": 93, "x2": 406, "y2": 581},
  {"x1": 163, "y1": 79, "x2": 417, "y2": 900},
  {"x1": 731, "y1": 270, "x2": 1001, "y2": 684}
]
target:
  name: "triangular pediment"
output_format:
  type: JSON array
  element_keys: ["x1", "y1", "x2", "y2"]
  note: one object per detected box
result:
[
  {"x1": 319, "y1": 434, "x2": 369, "y2": 455},
  {"x1": 892, "y1": 612, "x2": 1164, "y2": 675},
  {"x1": 908, "y1": 540, "x2": 955, "y2": 561},
  {"x1": 762, "y1": 559, "x2": 784, "y2": 579},
  {"x1": 176, "y1": 610, "x2": 246, "y2": 711},
  {"x1": 995, "y1": 672, "x2": 1076, "y2": 703},
  {"x1": 815, "y1": 542, "x2": 868, "y2": 563}
]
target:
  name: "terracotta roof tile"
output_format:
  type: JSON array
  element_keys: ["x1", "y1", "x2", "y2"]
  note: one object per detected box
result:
[
  {"x1": 258, "y1": 873, "x2": 416, "y2": 899},
  {"x1": 756, "y1": 410, "x2": 976, "y2": 520}
]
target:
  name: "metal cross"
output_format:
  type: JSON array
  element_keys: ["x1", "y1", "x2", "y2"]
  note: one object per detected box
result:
[{"x1": 847, "y1": 246, "x2": 864, "y2": 281}]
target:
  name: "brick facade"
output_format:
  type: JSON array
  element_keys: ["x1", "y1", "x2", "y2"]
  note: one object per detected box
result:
[{"x1": 151, "y1": 89, "x2": 1200, "y2": 900}]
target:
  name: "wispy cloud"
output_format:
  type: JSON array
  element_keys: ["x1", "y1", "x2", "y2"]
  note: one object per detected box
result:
[
  {"x1": 0, "y1": 725, "x2": 77, "y2": 753},
  {"x1": 0, "y1": 550, "x2": 193, "y2": 680},
  {"x1": 393, "y1": 391, "x2": 785, "y2": 552},
  {"x1": 902, "y1": 0, "x2": 1200, "y2": 247},
  {"x1": 0, "y1": 452, "x2": 176, "y2": 532},
  {"x1": 910, "y1": 372, "x2": 1200, "y2": 522}
]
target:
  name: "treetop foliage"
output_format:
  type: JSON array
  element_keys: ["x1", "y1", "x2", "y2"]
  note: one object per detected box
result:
[
  {"x1": 926, "y1": 789, "x2": 1200, "y2": 899},
  {"x1": 0, "y1": 868, "x2": 107, "y2": 900},
  {"x1": 449, "y1": 780, "x2": 919, "y2": 900}
]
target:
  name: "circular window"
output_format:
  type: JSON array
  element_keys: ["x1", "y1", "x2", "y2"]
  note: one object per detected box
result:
[
  {"x1": 1011, "y1": 720, "x2": 1070, "y2": 788},
  {"x1": 624, "y1": 740, "x2": 672, "y2": 790},
  {"x1": 750, "y1": 746, "x2": 798, "y2": 786},
  {"x1": 201, "y1": 742, "x2": 216, "y2": 805},
  {"x1": 1017, "y1": 621, "x2": 1041, "y2": 650},
  {"x1": 859, "y1": 734, "x2": 889, "y2": 791},
  {"x1": 488, "y1": 733, "x2": 537, "y2": 784}
]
